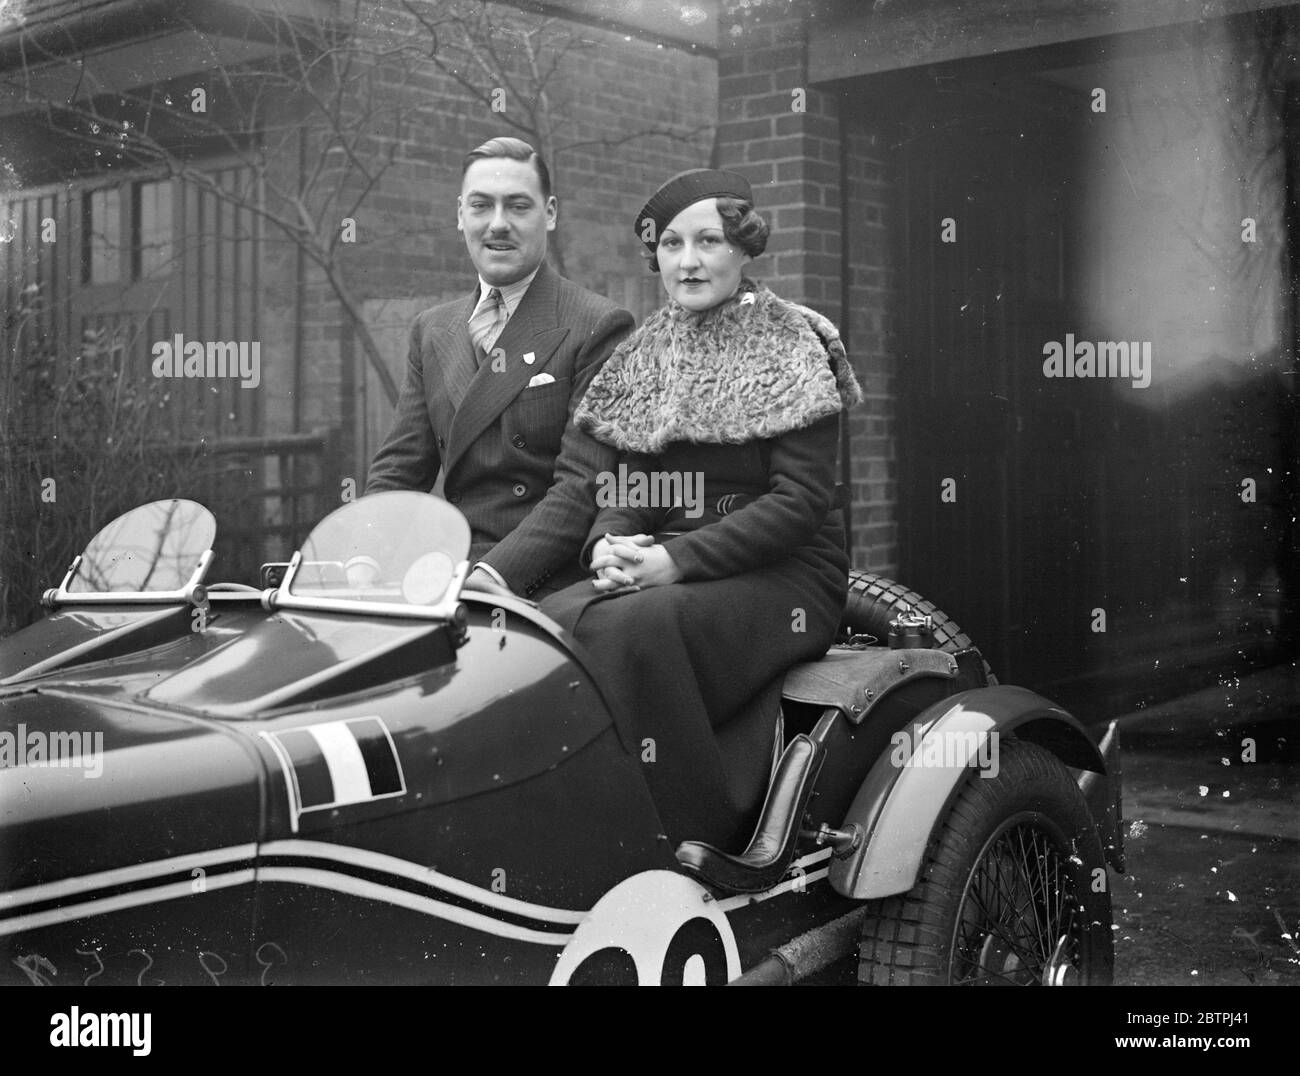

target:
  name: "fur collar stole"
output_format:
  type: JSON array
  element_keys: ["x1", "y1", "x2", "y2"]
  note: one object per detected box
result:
[{"x1": 575, "y1": 279, "x2": 862, "y2": 454}]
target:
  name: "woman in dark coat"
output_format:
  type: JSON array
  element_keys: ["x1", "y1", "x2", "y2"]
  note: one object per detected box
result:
[{"x1": 540, "y1": 169, "x2": 861, "y2": 850}]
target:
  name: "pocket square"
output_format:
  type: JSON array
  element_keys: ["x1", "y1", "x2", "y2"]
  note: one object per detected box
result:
[{"x1": 526, "y1": 372, "x2": 555, "y2": 387}]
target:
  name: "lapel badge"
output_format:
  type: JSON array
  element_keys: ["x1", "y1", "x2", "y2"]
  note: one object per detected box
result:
[{"x1": 523, "y1": 351, "x2": 536, "y2": 365}]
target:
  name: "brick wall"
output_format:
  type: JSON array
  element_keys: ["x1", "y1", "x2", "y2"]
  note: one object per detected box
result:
[
  {"x1": 716, "y1": 7, "x2": 841, "y2": 314},
  {"x1": 278, "y1": 0, "x2": 717, "y2": 473},
  {"x1": 716, "y1": 2, "x2": 899, "y2": 575}
]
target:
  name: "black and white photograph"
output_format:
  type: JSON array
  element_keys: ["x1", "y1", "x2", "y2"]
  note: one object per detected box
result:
[{"x1": 0, "y1": 0, "x2": 1295, "y2": 1029}]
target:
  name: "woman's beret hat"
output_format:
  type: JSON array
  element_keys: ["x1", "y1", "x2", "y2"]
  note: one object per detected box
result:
[{"x1": 635, "y1": 168, "x2": 754, "y2": 251}]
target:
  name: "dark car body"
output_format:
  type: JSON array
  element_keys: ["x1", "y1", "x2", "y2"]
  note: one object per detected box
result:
[{"x1": 0, "y1": 495, "x2": 1122, "y2": 985}]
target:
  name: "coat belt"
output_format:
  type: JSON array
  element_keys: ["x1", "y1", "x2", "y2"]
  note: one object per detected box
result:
[{"x1": 663, "y1": 492, "x2": 757, "y2": 528}]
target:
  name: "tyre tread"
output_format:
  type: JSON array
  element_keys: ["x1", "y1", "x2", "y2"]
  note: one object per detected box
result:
[
  {"x1": 842, "y1": 569, "x2": 996, "y2": 683},
  {"x1": 856, "y1": 738, "x2": 1113, "y2": 986}
]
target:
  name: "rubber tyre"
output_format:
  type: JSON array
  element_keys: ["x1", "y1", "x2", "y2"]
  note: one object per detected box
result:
[
  {"x1": 857, "y1": 738, "x2": 1115, "y2": 986},
  {"x1": 841, "y1": 569, "x2": 996, "y2": 683}
]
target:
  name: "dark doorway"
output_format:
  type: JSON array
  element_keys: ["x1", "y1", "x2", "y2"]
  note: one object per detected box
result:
[{"x1": 877, "y1": 60, "x2": 1290, "y2": 720}]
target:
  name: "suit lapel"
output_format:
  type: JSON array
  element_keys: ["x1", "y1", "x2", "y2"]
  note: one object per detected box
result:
[
  {"x1": 434, "y1": 290, "x2": 480, "y2": 412},
  {"x1": 444, "y1": 262, "x2": 571, "y2": 478}
]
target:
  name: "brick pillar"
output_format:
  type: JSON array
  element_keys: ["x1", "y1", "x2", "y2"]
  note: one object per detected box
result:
[
  {"x1": 843, "y1": 123, "x2": 899, "y2": 575},
  {"x1": 716, "y1": 6, "x2": 842, "y2": 319},
  {"x1": 717, "y1": 5, "x2": 899, "y2": 575}
]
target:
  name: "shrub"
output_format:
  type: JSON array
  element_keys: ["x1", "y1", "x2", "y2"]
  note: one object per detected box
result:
[{"x1": 0, "y1": 286, "x2": 207, "y2": 634}]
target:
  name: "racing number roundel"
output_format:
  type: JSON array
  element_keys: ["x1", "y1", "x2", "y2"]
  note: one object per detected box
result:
[{"x1": 548, "y1": 871, "x2": 741, "y2": 986}]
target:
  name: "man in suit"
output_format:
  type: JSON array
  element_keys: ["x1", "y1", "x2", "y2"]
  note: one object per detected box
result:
[{"x1": 366, "y1": 137, "x2": 634, "y2": 599}]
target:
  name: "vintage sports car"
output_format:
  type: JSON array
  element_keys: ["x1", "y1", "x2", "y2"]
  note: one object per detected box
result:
[{"x1": 0, "y1": 495, "x2": 1122, "y2": 985}]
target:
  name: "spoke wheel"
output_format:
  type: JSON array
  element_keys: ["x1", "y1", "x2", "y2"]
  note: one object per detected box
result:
[
  {"x1": 952, "y1": 815, "x2": 1084, "y2": 986},
  {"x1": 857, "y1": 738, "x2": 1113, "y2": 986}
]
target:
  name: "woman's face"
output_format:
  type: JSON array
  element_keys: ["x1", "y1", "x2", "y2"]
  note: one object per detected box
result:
[{"x1": 656, "y1": 198, "x2": 751, "y2": 312}]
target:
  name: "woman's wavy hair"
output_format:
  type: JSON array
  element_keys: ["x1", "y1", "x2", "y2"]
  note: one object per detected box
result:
[{"x1": 647, "y1": 196, "x2": 769, "y2": 272}]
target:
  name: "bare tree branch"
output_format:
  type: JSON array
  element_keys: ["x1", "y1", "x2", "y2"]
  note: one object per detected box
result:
[{"x1": 3, "y1": 0, "x2": 714, "y2": 422}]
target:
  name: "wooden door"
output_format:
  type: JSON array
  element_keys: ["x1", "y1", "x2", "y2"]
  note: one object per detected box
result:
[{"x1": 892, "y1": 75, "x2": 1094, "y2": 693}]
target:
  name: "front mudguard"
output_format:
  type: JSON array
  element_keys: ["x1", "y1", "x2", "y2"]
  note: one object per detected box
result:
[{"x1": 829, "y1": 685, "x2": 1123, "y2": 900}]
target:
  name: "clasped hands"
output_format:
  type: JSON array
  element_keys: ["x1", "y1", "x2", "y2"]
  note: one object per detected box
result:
[{"x1": 590, "y1": 533, "x2": 682, "y2": 591}]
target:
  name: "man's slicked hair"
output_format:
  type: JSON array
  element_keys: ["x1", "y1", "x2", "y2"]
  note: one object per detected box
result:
[{"x1": 462, "y1": 137, "x2": 552, "y2": 200}]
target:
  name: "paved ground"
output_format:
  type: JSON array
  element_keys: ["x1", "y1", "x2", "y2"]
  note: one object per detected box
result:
[{"x1": 1113, "y1": 663, "x2": 1299, "y2": 985}]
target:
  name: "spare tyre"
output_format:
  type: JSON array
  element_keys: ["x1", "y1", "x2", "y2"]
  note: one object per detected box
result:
[{"x1": 840, "y1": 569, "x2": 996, "y2": 684}]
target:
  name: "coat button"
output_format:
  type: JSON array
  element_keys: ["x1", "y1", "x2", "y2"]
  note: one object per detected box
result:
[
  {"x1": 511, "y1": 434, "x2": 526, "y2": 449},
  {"x1": 512, "y1": 483, "x2": 527, "y2": 497},
  {"x1": 437, "y1": 436, "x2": 445, "y2": 449},
  {"x1": 448, "y1": 492, "x2": 462, "y2": 504}
]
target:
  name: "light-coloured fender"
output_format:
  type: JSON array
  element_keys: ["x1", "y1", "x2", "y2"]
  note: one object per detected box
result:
[{"x1": 829, "y1": 685, "x2": 1106, "y2": 900}]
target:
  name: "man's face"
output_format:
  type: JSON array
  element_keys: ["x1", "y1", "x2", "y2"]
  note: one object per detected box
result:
[{"x1": 458, "y1": 157, "x2": 556, "y2": 286}]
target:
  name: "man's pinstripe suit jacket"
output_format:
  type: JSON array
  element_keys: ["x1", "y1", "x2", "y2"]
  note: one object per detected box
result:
[{"x1": 366, "y1": 261, "x2": 634, "y2": 598}]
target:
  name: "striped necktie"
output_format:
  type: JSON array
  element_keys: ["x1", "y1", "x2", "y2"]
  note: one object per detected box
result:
[{"x1": 469, "y1": 287, "x2": 505, "y2": 360}]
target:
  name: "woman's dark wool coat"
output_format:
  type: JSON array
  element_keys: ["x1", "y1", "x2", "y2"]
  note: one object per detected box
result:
[{"x1": 540, "y1": 282, "x2": 860, "y2": 851}]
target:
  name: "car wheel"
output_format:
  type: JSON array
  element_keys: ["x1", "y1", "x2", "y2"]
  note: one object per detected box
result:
[
  {"x1": 856, "y1": 738, "x2": 1115, "y2": 985},
  {"x1": 840, "y1": 570, "x2": 996, "y2": 683}
]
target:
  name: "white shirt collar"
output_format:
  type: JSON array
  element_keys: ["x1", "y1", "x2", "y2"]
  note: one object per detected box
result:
[{"x1": 476, "y1": 266, "x2": 541, "y2": 320}]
